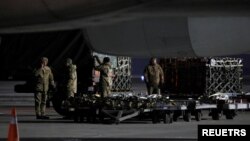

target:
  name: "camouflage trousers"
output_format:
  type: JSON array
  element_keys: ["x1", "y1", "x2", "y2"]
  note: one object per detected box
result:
[
  {"x1": 66, "y1": 80, "x2": 77, "y2": 98},
  {"x1": 147, "y1": 85, "x2": 161, "y2": 95},
  {"x1": 34, "y1": 91, "x2": 48, "y2": 116},
  {"x1": 66, "y1": 88, "x2": 75, "y2": 98},
  {"x1": 100, "y1": 84, "x2": 111, "y2": 98}
]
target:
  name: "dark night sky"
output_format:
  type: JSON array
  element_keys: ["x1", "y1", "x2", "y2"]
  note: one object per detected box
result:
[{"x1": 131, "y1": 58, "x2": 149, "y2": 77}]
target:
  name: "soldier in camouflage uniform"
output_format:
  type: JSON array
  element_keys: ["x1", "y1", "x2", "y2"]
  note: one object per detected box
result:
[
  {"x1": 94, "y1": 56, "x2": 112, "y2": 98},
  {"x1": 144, "y1": 58, "x2": 164, "y2": 95},
  {"x1": 33, "y1": 57, "x2": 55, "y2": 119},
  {"x1": 62, "y1": 58, "x2": 77, "y2": 99}
]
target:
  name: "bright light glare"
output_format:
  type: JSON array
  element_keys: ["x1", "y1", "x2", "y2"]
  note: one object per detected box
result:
[{"x1": 141, "y1": 76, "x2": 144, "y2": 81}]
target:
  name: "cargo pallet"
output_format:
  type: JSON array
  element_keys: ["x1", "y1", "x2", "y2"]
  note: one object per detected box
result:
[
  {"x1": 68, "y1": 96, "x2": 250, "y2": 124},
  {"x1": 57, "y1": 57, "x2": 249, "y2": 124},
  {"x1": 159, "y1": 57, "x2": 243, "y2": 96}
]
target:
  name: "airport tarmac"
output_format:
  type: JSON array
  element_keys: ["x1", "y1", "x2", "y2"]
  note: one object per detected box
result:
[
  {"x1": 0, "y1": 107, "x2": 250, "y2": 141},
  {"x1": 0, "y1": 80, "x2": 250, "y2": 141}
]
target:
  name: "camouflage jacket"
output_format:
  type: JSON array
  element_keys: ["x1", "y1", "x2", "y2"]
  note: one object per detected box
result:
[
  {"x1": 96, "y1": 63, "x2": 112, "y2": 87},
  {"x1": 33, "y1": 66, "x2": 55, "y2": 92},
  {"x1": 144, "y1": 64, "x2": 164, "y2": 87},
  {"x1": 64, "y1": 64, "x2": 77, "y2": 93}
]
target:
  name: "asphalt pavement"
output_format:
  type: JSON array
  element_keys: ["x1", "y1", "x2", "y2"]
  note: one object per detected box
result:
[
  {"x1": 0, "y1": 80, "x2": 250, "y2": 141},
  {"x1": 1, "y1": 107, "x2": 250, "y2": 141}
]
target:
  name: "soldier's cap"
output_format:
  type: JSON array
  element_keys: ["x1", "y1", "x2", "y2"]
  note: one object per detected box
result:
[
  {"x1": 150, "y1": 57, "x2": 157, "y2": 61},
  {"x1": 66, "y1": 58, "x2": 73, "y2": 65},
  {"x1": 103, "y1": 57, "x2": 110, "y2": 63},
  {"x1": 41, "y1": 57, "x2": 48, "y2": 63}
]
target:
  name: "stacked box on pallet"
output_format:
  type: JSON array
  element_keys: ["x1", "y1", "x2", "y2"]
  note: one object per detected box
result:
[
  {"x1": 112, "y1": 57, "x2": 132, "y2": 91},
  {"x1": 205, "y1": 58, "x2": 243, "y2": 95},
  {"x1": 159, "y1": 57, "x2": 243, "y2": 97}
]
